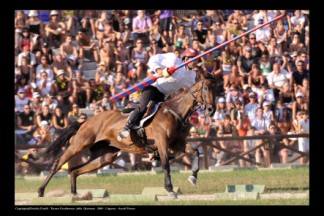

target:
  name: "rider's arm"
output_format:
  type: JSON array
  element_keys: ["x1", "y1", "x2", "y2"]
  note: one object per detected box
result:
[{"x1": 147, "y1": 53, "x2": 168, "y2": 73}]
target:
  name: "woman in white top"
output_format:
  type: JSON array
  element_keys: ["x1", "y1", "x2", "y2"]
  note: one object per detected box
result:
[
  {"x1": 95, "y1": 11, "x2": 108, "y2": 41},
  {"x1": 212, "y1": 97, "x2": 229, "y2": 128},
  {"x1": 117, "y1": 48, "x2": 199, "y2": 141},
  {"x1": 273, "y1": 20, "x2": 288, "y2": 52},
  {"x1": 210, "y1": 21, "x2": 227, "y2": 44},
  {"x1": 131, "y1": 38, "x2": 149, "y2": 80},
  {"x1": 297, "y1": 111, "x2": 309, "y2": 164}
]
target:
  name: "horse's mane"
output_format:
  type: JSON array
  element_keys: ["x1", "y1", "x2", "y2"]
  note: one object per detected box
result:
[
  {"x1": 165, "y1": 79, "x2": 206, "y2": 103},
  {"x1": 164, "y1": 89, "x2": 190, "y2": 107},
  {"x1": 163, "y1": 82, "x2": 203, "y2": 112},
  {"x1": 163, "y1": 78, "x2": 215, "y2": 109},
  {"x1": 167, "y1": 88, "x2": 188, "y2": 100}
]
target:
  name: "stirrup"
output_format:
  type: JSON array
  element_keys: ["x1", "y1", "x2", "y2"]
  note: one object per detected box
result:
[{"x1": 117, "y1": 128, "x2": 130, "y2": 142}]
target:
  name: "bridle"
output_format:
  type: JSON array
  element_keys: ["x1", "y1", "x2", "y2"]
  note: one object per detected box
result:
[{"x1": 189, "y1": 80, "x2": 214, "y2": 112}]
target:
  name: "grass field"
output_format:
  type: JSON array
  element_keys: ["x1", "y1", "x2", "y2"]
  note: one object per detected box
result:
[{"x1": 15, "y1": 168, "x2": 309, "y2": 205}]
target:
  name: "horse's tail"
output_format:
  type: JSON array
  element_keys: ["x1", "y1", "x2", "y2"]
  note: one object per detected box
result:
[{"x1": 45, "y1": 122, "x2": 84, "y2": 158}]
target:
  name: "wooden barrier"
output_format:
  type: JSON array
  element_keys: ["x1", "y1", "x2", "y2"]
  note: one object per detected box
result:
[
  {"x1": 16, "y1": 133, "x2": 309, "y2": 169},
  {"x1": 187, "y1": 133, "x2": 309, "y2": 168}
]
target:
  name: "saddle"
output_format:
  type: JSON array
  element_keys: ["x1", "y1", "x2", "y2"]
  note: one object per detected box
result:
[
  {"x1": 137, "y1": 101, "x2": 162, "y2": 129},
  {"x1": 121, "y1": 101, "x2": 161, "y2": 128},
  {"x1": 126, "y1": 101, "x2": 162, "y2": 154}
]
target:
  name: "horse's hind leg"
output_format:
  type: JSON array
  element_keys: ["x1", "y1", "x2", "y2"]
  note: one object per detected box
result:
[
  {"x1": 68, "y1": 159, "x2": 93, "y2": 195},
  {"x1": 69, "y1": 145, "x2": 119, "y2": 195},
  {"x1": 188, "y1": 149, "x2": 200, "y2": 186},
  {"x1": 37, "y1": 158, "x2": 60, "y2": 197},
  {"x1": 38, "y1": 147, "x2": 83, "y2": 197}
]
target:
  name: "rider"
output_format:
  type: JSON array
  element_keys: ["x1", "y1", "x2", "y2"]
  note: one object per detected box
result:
[{"x1": 117, "y1": 48, "x2": 200, "y2": 141}]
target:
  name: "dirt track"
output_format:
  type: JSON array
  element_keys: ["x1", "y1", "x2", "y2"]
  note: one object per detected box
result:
[{"x1": 15, "y1": 192, "x2": 308, "y2": 205}]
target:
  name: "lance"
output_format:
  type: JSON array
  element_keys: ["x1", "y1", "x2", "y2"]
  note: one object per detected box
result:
[{"x1": 109, "y1": 14, "x2": 284, "y2": 103}]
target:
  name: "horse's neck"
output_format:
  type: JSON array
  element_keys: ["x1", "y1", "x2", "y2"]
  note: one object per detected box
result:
[{"x1": 164, "y1": 90, "x2": 195, "y2": 120}]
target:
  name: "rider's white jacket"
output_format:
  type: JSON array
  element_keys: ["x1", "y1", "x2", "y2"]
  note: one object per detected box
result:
[{"x1": 148, "y1": 53, "x2": 196, "y2": 95}]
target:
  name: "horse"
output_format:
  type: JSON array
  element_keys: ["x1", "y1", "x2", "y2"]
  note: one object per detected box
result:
[{"x1": 37, "y1": 78, "x2": 217, "y2": 198}]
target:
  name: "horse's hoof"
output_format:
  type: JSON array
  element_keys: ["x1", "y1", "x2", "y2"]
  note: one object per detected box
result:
[
  {"x1": 38, "y1": 189, "x2": 44, "y2": 197},
  {"x1": 188, "y1": 175, "x2": 197, "y2": 186},
  {"x1": 168, "y1": 191, "x2": 178, "y2": 199}
]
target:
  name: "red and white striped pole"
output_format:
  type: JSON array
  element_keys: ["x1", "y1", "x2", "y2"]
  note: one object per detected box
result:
[{"x1": 109, "y1": 14, "x2": 284, "y2": 103}]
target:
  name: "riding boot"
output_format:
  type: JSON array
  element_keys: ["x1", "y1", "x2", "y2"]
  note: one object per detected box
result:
[{"x1": 117, "y1": 108, "x2": 142, "y2": 141}]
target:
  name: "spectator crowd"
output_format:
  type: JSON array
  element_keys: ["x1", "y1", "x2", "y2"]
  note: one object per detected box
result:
[{"x1": 14, "y1": 10, "x2": 309, "y2": 174}]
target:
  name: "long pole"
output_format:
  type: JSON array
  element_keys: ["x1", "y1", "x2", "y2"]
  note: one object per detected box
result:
[{"x1": 109, "y1": 14, "x2": 284, "y2": 103}]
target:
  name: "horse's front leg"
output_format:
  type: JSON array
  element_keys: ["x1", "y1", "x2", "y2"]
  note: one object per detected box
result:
[
  {"x1": 159, "y1": 147, "x2": 177, "y2": 199},
  {"x1": 188, "y1": 149, "x2": 200, "y2": 186}
]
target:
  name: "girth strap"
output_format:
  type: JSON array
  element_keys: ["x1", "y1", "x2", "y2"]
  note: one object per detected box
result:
[{"x1": 164, "y1": 107, "x2": 188, "y2": 127}]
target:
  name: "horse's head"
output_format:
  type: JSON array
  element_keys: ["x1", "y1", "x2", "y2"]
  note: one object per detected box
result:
[{"x1": 190, "y1": 78, "x2": 217, "y2": 116}]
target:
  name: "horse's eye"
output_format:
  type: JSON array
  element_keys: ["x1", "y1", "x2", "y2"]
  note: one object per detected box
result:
[{"x1": 204, "y1": 87, "x2": 208, "y2": 91}]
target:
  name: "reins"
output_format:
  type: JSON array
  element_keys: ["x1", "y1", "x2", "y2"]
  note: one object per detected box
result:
[{"x1": 189, "y1": 80, "x2": 212, "y2": 110}]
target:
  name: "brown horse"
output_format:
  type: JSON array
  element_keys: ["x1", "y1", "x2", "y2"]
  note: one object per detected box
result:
[{"x1": 37, "y1": 78, "x2": 217, "y2": 198}]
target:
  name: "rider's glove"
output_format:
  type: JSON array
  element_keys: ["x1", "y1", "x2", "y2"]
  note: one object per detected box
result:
[{"x1": 162, "y1": 68, "x2": 170, "y2": 78}]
